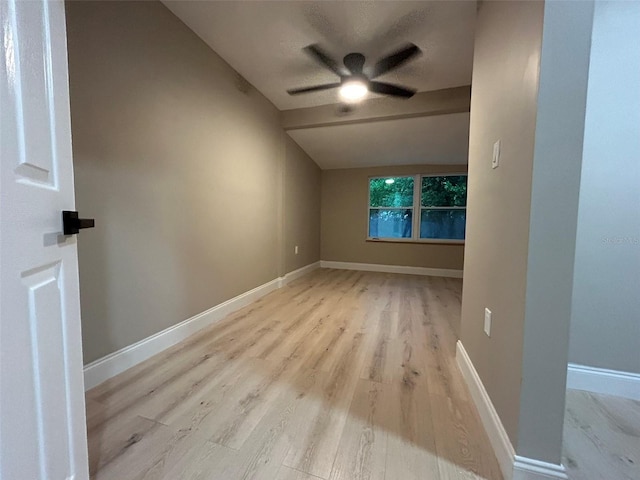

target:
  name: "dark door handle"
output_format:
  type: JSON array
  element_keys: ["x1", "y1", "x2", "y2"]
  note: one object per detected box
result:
[{"x1": 62, "y1": 210, "x2": 95, "y2": 235}]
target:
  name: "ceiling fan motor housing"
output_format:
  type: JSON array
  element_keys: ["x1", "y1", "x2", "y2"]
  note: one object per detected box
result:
[
  {"x1": 287, "y1": 43, "x2": 421, "y2": 99},
  {"x1": 343, "y1": 52, "x2": 366, "y2": 75}
]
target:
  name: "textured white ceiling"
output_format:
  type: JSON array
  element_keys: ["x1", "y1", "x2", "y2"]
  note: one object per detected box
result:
[
  {"x1": 288, "y1": 112, "x2": 470, "y2": 169},
  {"x1": 163, "y1": 0, "x2": 477, "y2": 110}
]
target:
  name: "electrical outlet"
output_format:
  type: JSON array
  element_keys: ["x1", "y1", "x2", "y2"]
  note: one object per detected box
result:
[
  {"x1": 492, "y1": 140, "x2": 501, "y2": 169},
  {"x1": 294, "y1": 245, "x2": 299, "y2": 255},
  {"x1": 484, "y1": 308, "x2": 492, "y2": 337}
]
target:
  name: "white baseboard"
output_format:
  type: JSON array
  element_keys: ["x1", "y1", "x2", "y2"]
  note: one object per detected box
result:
[
  {"x1": 456, "y1": 340, "x2": 515, "y2": 479},
  {"x1": 320, "y1": 260, "x2": 463, "y2": 278},
  {"x1": 84, "y1": 261, "x2": 320, "y2": 391},
  {"x1": 281, "y1": 261, "x2": 321, "y2": 286},
  {"x1": 513, "y1": 456, "x2": 568, "y2": 480},
  {"x1": 456, "y1": 341, "x2": 568, "y2": 480},
  {"x1": 567, "y1": 363, "x2": 640, "y2": 400}
]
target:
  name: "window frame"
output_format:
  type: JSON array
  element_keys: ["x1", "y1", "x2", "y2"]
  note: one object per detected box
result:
[
  {"x1": 366, "y1": 175, "x2": 416, "y2": 243},
  {"x1": 366, "y1": 173, "x2": 467, "y2": 245}
]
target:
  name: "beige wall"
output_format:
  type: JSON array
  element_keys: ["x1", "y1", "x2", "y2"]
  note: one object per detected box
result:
[
  {"x1": 321, "y1": 164, "x2": 466, "y2": 270},
  {"x1": 460, "y1": 0, "x2": 543, "y2": 447},
  {"x1": 66, "y1": 1, "x2": 320, "y2": 364},
  {"x1": 284, "y1": 136, "x2": 321, "y2": 273},
  {"x1": 461, "y1": 0, "x2": 593, "y2": 465}
]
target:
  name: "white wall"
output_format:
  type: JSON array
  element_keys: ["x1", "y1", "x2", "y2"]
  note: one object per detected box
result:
[
  {"x1": 569, "y1": 0, "x2": 640, "y2": 375},
  {"x1": 517, "y1": 0, "x2": 594, "y2": 463}
]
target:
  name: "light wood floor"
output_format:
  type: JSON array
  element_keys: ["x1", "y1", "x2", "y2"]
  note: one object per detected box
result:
[
  {"x1": 563, "y1": 389, "x2": 640, "y2": 480},
  {"x1": 86, "y1": 269, "x2": 503, "y2": 480}
]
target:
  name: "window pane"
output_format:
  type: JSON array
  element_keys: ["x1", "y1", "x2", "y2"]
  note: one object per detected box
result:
[
  {"x1": 369, "y1": 176, "x2": 414, "y2": 207},
  {"x1": 421, "y1": 175, "x2": 467, "y2": 207},
  {"x1": 420, "y1": 209, "x2": 466, "y2": 240},
  {"x1": 369, "y1": 209, "x2": 413, "y2": 238}
]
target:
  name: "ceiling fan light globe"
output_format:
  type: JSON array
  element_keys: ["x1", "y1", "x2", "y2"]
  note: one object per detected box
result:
[{"x1": 339, "y1": 80, "x2": 368, "y2": 103}]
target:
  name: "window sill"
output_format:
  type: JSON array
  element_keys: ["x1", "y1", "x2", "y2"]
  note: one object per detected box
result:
[{"x1": 366, "y1": 238, "x2": 465, "y2": 246}]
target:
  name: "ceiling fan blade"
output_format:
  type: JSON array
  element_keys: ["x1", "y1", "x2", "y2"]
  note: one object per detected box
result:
[
  {"x1": 369, "y1": 81, "x2": 416, "y2": 98},
  {"x1": 303, "y1": 44, "x2": 344, "y2": 77},
  {"x1": 287, "y1": 83, "x2": 341, "y2": 95},
  {"x1": 370, "y1": 43, "x2": 421, "y2": 79}
]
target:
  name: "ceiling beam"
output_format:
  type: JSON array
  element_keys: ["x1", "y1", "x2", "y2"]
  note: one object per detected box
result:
[{"x1": 281, "y1": 85, "x2": 471, "y2": 131}]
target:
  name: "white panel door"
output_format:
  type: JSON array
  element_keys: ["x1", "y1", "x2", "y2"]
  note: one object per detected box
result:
[{"x1": 1, "y1": 0, "x2": 89, "y2": 479}]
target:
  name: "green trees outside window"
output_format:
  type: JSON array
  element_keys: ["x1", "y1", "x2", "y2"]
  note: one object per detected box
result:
[
  {"x1": 368, "y1": 177, "x2": 414, "y2": 207},
  {"x1": 421, "y1": 175, "x2": 467, "y2": 207},
  {"x1": 368, "y1": 174, "x2": 467, "y2": 241},
  {"x1": 368, "y1": 176, "x2": 414, "y2": 239}
]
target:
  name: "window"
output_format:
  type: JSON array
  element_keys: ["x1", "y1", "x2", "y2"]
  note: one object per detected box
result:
[
  {"x1": 368, "y1": 174, "x2": 467, "y2": 242},
  {"x1": 420, "y1": 175, "x2": 467, "y2": 240},
  {"x1": 368, "y1": 176, "x2": 414, "y2": 239}
]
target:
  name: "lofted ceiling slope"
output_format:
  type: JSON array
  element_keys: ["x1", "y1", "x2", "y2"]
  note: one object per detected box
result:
[{"x1": 163, "y1": 0, "x2": 476, "y2": 169}]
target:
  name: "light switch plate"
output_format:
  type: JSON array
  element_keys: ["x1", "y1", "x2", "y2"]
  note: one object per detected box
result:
[
  {"x1": 492, "y1": 140, "x2": 501, "y2": 169},
  {"x1": 294, "y1": 245, "x2": 299, "y2": 255},
  {"x1": 484, "y1": 308, "x2": 492, "y2": 336}
]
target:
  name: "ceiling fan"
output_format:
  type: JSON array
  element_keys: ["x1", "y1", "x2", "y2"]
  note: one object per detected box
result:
[{"x1": 287, "y1": 43, "x2": 422, "y2": 102}]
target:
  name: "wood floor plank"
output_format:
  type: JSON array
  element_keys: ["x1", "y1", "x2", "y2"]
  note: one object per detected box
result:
[
  {"x1": 158, "y1": 440, "x2": 243, "y2": 480},
  {"x1": 282, "y1": 324, "x2": 369, "y2": 478},
  {"x1": 129, "y1": 426, "x2": 211, "y2": 480},
  {"x1": 229, "y1": 369, "x2": 327, "y2": 480},
  {"x1": 89, "y1": 414, "x2": 175, "y2": 480},
  {"x1": 275, "y1": 466, "x2": 324, "y2": 480},
  {"x1": 423, "y1": 319, "x2": 472, "y2": 404},
  {"x1": 196, "y1": 306, "x2": 337, "y2": 448},
  {"x1": 148, "y1": 355, "x2": 259, "y2": 429},
  {"x1": 384, "y1": 378, "x2": 440, "y2": 480},
  {"x1": 87, "y1": 276, "x2": 320, "y2": 403},
  {"x1": 86, "y1": 269, "x2": 504, "y2": 480},
  {"x1": 359, "y1": 311, "x2": 398, "y2": 385},
  {"x1": 563, "y1": 389, "x2": 640, "y2": 480},
  {"x1": 429, "y1": 393, "x2": 501, "y2": 480},
  {"x1": 87, "y1": 297, "x2": 309, "y2": 425},
  {"x1": 328, "y1": 379, "x2": 387, "y2": 480},
  {"x1": 206, "y1": 351, "x2": 321, "y2": 449}
]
